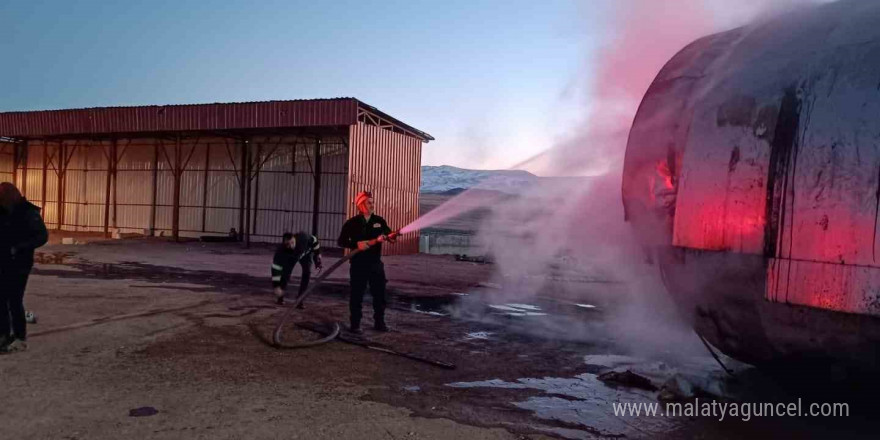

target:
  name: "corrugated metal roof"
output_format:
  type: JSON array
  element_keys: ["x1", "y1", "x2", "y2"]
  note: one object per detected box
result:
[{"x1": 0, "y1": 98, "x2": 433, "y2": 142}]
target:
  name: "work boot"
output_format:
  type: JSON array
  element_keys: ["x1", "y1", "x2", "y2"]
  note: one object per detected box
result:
[
  {"x1": 374, "y1": 322, "x2": 390, "y2": 332},
  {"x1": 276, "y1": 297, "x2": 285, "y2": 306},
  {"x1": 296, "y1": 302, "x2": 305, "y2": 310},
  {"x1": 0, "y1": 339, "x2": 27, "y2": 354},
  {"x1": 0, "y1": 335, "x2": 12, "y2": 350},
  {"x1": 349, "y1": 324, "x2": 363, "y2": 335}
]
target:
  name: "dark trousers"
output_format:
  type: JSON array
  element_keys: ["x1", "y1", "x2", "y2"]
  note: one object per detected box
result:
[
  {"x1": 349, "y1": 262, "x2": 387, "y2": 328},
  {"x1": 296, "y1": 258, "x2": 312, "y2": 297},
  {"x1": 0, "y1": 263, "x2": 32, "y2": 341}
]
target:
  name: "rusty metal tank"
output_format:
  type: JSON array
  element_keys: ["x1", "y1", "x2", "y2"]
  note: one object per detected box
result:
[{"x1": 623, "y1": 0, "x2": 880, "y2": 370}]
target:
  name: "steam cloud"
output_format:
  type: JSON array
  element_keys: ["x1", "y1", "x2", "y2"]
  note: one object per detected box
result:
[{"x1": 467, "y1": 0, "x2": 833, "y2": 356}]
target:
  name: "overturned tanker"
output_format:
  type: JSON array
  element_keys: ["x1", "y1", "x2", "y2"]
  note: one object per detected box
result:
[{"x1": 623, "y1": 0, "x2": 880, "y2": 371}]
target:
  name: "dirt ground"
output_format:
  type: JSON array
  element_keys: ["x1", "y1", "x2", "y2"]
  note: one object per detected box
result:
[{"x1": 1, "y1": 234, "x2": 877, "y2": 439}]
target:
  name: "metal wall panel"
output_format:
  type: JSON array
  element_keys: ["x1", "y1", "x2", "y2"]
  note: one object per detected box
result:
[
  {"x1": 248, "y1": 139, "x2": 347, "y2": 246},
  {"x1": 13, "y1": 135, "x2": 350, "y2": 246},
  {"x1": 22, "y1": 144, "x2": 46, "y2": 208},
  {"x1": 0, "y1": 141, "x2": 14, "y2": 184},
  {"x1": 317, "y1": 142, "x2": 348, "y2": 247},
  {"x1": 348, "y1": 122, "x2": 422, "y2": 255},
  {"x1": 29, "y1": 141, "x2": 110, "y2": 232}
]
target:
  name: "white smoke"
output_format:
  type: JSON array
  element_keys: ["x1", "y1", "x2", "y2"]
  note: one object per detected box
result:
[{"x1": 473, "y1": 0, "x2": 833, "y2": 357}]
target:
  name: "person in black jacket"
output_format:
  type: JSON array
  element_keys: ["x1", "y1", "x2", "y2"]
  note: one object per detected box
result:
[
  {"x1": 0, "y1": 182, "x2": 49, "y2": 353},
  {"x1": 271, "y1": 231, "x2": 323, "y2": 307},
  {"x1": 337, "y1": 191, "x2": 395, "y2": 334}
]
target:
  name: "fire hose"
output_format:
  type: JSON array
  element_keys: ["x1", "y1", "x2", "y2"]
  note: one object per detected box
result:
[{"x1": 271, "y1": 231, "x2": 400, "y2": 349}]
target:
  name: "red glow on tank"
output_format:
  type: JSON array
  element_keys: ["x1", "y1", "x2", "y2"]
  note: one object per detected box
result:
[{"x1": 656, "y1": 160, "x2": 675, "y2": 190}]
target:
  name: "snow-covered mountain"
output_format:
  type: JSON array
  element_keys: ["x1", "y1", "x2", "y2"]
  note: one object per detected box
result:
[
  {"x1": 420, "y1": 165, "x2": 592, "y2": 194},
  {"x1": 420, "y1": 165, "x2": 539, "y2": 194}
]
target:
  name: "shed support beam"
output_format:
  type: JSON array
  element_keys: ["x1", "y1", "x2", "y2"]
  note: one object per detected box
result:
[
  {"x1": 149, "y1": 142, "x2": 159, "y2": 236},
  {"x1": 312, "y1": 138, "x2": 322, "y2": 237},
  {"x1": 239, "y1": 141, "x2": 246, "y2": 242},
  {"x1": 103, "y1": 140, "x2": 113, "y2": 238},
  {"x1": 19, "y1": 141, "x2": 28, "y2": 197},
  {"x1": 41, "y1": 142, "x2": 48, "y2": 216},
  {"x1": 252, "y1": 142, "x2": 261, "y2": 238},
  {"x1": 201, "y1": 143, "x2": 210, "y2": 233}
]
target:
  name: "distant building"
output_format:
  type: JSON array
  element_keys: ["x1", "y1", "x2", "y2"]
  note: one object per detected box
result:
[{"x1": 0, "y1": 98, "x2": 432, "y2": 254}]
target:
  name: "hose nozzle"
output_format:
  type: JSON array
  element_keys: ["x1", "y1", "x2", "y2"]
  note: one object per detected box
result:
[{"x1": 371, "y1": 230, "x2": 400, "y2": 245}]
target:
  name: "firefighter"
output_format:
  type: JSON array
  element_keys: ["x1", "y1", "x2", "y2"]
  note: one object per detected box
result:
[
  {"x1": 0, "y1": 182, "x2": 49, "y2": 354},
  {"x1": 271, "y1": 231, "x2": 323, "y2": 307},
  {"x1": 337, "y1": 191, "x2": 395, "y2": 334}
]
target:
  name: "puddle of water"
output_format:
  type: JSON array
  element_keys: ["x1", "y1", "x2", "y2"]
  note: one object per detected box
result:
[
  {"x1": 38, "y1": 259, "x2": 605, "y2": 344},
  {"x1": 129, "y1": 406, "x2": 160, "y2": 417},
  {"x1": 446, "y1": 353, "x2": 746, "y2": 438},
  {"x1": 399, "y1": 295, "x2": 457, "y2": 316},
  {"x1": 504, "y1": 303, "x2": 541, "y2": 311},
  {"x1": 496, "y1": 311, "x2": 548, "y2": 317},
  {"x1": 583, "y1": 354, "x2": 645, "y2": 370},
  {"x1": 488, "y1": 305, "x2": 523, "y2": 313},
  {"x1": 34, "y1": 251, "x2": 76, "y2": 265},
  {"x1": 465, "y1": 332, "x2": 493, "y2": 340},
  {"x1": 486, "y1": 304, "x2": 548, "y2": 318},
  {"x1": 448, "y1": 374, "x2": 676, "y2": 438},
  {"x1": 411, "y1": 306, "x2": 448, "y2": 317},
  {"x1": 395, "y1": 292, "x2": 611, "y2": 344},
  {"x1": 32, "y1": 261, "x2": 289, "y2": 298},
  {"x1": 581, "y1": 354, "x2": 734, "y2": 399}
]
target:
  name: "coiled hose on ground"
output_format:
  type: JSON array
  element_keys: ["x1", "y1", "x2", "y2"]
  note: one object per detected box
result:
[{"x1": 271, "y1": 252, "x2": 352, "y2": 348}]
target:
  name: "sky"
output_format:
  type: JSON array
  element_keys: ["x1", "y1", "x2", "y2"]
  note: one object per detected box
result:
[
  {"x1": 4, "y1": 1, "x2": 824, "y2": 173},
  {"x1": 1, "y1": 0, "x2": 612, "y2": 171}
]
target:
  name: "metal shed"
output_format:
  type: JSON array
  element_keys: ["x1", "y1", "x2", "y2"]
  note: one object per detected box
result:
[{"x1": 0, "y1": 98, "x2": 432, "y2": 254}]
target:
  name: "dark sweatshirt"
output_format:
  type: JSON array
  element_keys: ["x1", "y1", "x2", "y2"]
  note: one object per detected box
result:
[
  {"x1": 337, "y1": 214, "x2": 391, "y2": 266},
  {"x1": 0, "y1": 199, "x2": 49, "y2": 268}
]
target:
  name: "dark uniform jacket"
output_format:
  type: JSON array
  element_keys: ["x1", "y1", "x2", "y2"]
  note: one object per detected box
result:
[
  {"x1": 0, "y1": 200, "x2": 49, "y2": 268},
  {"x1": 271, "y1": 232, "x2": 321, "y2": 288},
  {"x1": 337, "y1": 214, "x2": 391, "y2": 266}
]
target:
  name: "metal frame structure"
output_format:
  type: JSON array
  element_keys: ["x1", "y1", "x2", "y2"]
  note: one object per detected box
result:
[{"x1": 0, "y1": 99, "x2": 431, "y2": 254}]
